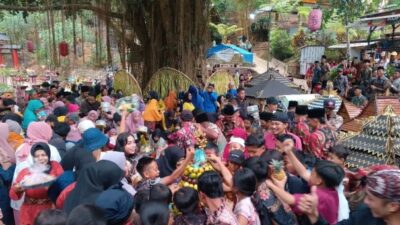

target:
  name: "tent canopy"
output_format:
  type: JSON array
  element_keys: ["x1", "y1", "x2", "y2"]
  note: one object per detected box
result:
[
  {"x1": 245, "y1": 79, "x2": 300, "y2": 99},
  {"x1": 207, "y1": 44, "x2": 254, "y2": 64}
]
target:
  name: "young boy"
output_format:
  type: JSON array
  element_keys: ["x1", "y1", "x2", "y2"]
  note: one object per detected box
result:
[
  {"x1": 136, "y1": 147, "x2": 194, "y2": 191},
  {"x1": 267, "y1": 145, "x2": 345, "y2": 225},
  {"x1": 227, "y1": 150, "x2": 244, "y2": 174}
]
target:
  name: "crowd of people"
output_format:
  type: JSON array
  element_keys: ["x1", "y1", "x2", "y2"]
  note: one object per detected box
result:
[
  {"x1": 0, "y1": 76, "x2": 399, "y2": 225},
  {"x1": 307, "y1": 52, "x2": 400, "y2": 108}
]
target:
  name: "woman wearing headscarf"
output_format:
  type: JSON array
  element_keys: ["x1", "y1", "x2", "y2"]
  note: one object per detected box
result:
[
  {"x1": 5, "y1": 119, "x2": 24, "y2": 151},
  {"x1": 164, "y1": 91, "x2": 177, "y2": 112},
  {"x1": 101, "y1": 151, "x2": 136, "y2": 196},
  {"x1": 0, "y1": 123, "x2": 16, "y2": 164},
  {"x1": 143, "y1": 91, "x2": 163, "y2": 132},
  {"x1": 188, "y1": 85, "x2": 204, "y2": 112},
  {"x1": 63, "y1": 160, "x2": 125, "y2": 214},
  {"x1": 9, "y1": 142, "x2": 64, "y2": 225},
  {"x1": 182, "y1": 92, "x2": 195, "y2": 112},
  {"x1": 40, "y1": 97, "x2": 53, "y2": 116},
  {"x1": 0, "y1": 136, "x2": 16, "y2": 225},
  {"x1": 157, "y1": 146, "x2": 185, "y2": 178},
  {"x1": 11, "y1": 122, "x2": 62, "y2": 224},
  {"x1": 22, "y1": 99, "x2": 44, "y2": 130},
  {"x1": 122, "y1": 110, "x2": 144, "y2": 134}
]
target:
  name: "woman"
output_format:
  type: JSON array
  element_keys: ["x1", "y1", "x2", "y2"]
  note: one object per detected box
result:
[
  {"x1": 5, "y1": 119, "x2": 24, "y2": 151},
  {"x1": 195, "y1": 112, "x2": 226, "y2": 154},
  {"x1": 0, "y1": 123, "x2": 16, "y2": 164},
  {"x1": 233, "y1": 168, "x2": 261, "y2": 225},
  {"x1": 150, "y1": 129, "x2": 168, "y2": 158},
  {"x1": 157, "y1": 146, "x2": 185, "y2": 178},
  {"x1": 63, "y1": 160, "x2": 125, "y2": 214},
  {"x1": 10, "y1": 142, "x2": 64, "y2": 225},
  {"x1": 164, "y1": 91, "x2": 177, "y2": 112},
  {"x1": 12, "y1": 122, "x2": 62, "y2": 224},
  {"x1": 22, "y1": 99, "x2": 44, "y2": 130},
  {"x1": 123, "y1": 110, "x2": 144, "y2": 134},
  {"x1": 188, "y1": 85, "x2": 204, "y2": 112},
  {"x1": 182, "y1": 92, "x2": 195, "y2": 112},
  {"x1": 115, "y1": 132, "x2": 140, "y2": 176},
  {"x1": 0, "y1": 146, "x2": 15, "y2": 225},
  {"x1": 142, "y1": 92, "x2": 163, "y2": 132},
  {"x1": 101, "y1": 151, "x2": 136, "y2": 196},
  {"x1": 40, "y1": 98, "x2": 53, "y2": 116}
]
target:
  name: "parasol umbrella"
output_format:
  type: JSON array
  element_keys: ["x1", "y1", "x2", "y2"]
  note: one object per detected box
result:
[{"x1": 245, "y1": 79, "x2": 300, "y2": 99}]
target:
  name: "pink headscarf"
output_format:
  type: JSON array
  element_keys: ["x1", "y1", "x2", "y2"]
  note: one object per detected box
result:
[
  {"x1": 126, "y1": 110, "x2": 144, "y2": 134},
  {"x1": 102, "y1": 96, "x2": 112, "y2": 103},
  {"x1": 53, "y1": 101, "x2": 65, "y2": 109},
  {"x1": 0, "y1": 123, "x2": 16, "y2": 163},
  {"x1": 16, "y1": 121, "x2": 53, "y2": 163},
  {"x1": 86, "y1": 110, "x2": 99, "y2": 122}
]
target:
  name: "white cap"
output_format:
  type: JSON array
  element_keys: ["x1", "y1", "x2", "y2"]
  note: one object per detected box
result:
[
  {"x1": 78, "y1": 119, "x2": 95, "y2": 134},
  {"x1": 229, "y1": 137, "x2": 245, "y2": 147}
]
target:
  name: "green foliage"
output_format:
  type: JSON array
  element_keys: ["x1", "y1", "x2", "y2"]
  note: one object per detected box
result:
[
  {"x1": 270, "y1": 29, "x2": 293, "y2": 61},
  {"x1": 209, "y1": 22, "x2": 243, "y2": 43}
]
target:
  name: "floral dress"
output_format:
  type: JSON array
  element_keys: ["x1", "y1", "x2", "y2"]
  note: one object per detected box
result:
[
  {"x1": 252, "y1": 181, "x2": 297, "y2": 225},
  {"x1": 234, "y1": 197, "x2": 261, "y2": 225}
]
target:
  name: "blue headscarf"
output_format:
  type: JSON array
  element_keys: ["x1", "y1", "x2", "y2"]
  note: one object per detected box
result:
[
  {"x1": 188, "y1": 85, "x2": 204, "y2": 111},
  {"x1": 22, "y1": 99, "x2": 43, "y2": 130}
]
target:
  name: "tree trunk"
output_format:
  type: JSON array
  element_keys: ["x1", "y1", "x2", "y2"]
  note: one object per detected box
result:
[
  {"x1": 49, "y1": 0, "x2": 58, "y2": 66},
  {"x1": 72, "y1": 14, "x2": 77, "y2": 61},
  {"x1": 81, "y1": 15, "x2": 85, "y2": 63},
  {"x1": 124, "y1": 0, "x2": 210, "y2": 88},
  {"x1": 106, "y1": 16, "x2": 112, "y2": 66}
]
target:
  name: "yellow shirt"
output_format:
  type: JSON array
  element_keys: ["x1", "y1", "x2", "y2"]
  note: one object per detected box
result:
[{"x1": 183, "y1": 102, "x2": 195, "y2": 111}]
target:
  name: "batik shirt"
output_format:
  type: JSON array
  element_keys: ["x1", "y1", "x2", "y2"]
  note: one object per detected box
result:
[
  {"x1": 292, "y1": 118, "x2": 311, "y2": 149},
  {"x1": 326, "y1": 113, "x2": 343, "y2": 131},
  {"x1": 307, "y1": 125, "x2": 336, "y2": 159}
]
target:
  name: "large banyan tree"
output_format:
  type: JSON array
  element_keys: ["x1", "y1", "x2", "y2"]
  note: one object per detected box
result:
[{"x1": 0, "y1": 0, "x2": 210, "y2": 87}]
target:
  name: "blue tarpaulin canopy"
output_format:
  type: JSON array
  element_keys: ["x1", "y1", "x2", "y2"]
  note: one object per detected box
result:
[{"x1": 207, "y1": 44, "x2": 254, "y2": 64}]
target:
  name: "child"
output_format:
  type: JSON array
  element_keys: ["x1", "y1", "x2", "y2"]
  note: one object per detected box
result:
[
  {"x1": 233, "y1": 168, "x2": 261, "y2": 225},
  {"x1": 227, "y1": 150, "x2": 245, "y2": 174},
  {"x1": 267, "y1": 147, "x2": 345, "y2": 225},
  {"x1": 326, "y1": 145, "x2": 350, "y2": 221},
  {"x1": 135, "y1": 147, "x2": 194, "y2": 191},
  {"x1": 173, "y1": 187, "x2": 207, "y2": 225}
]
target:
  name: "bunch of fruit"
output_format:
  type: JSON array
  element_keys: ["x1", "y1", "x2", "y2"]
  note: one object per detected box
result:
[
  {"x1": 179, "y1": 163, "x2": 214, "y2": 190},
  {"x1": 194, "y1": 129, "x2": 207, "y2": 149}
]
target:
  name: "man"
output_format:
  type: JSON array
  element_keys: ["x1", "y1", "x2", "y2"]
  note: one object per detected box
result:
[
  {"x1": 292, "y1": 105, "x2": 310, "y2": 149},
  {"x1": 216, "y1": 104, "x2": 245, "y2": 139},
  {"x1": 333, "y1": 68, "x2": 349, "y2": 97},
  {"x1": 321, "y1": 55, "x2": 331, "y2": 89},
  {"x1": 202, "y1": 83, "x2": 218, "y2": 113},
  {"x1": 76, "y1": 85, "x2": 91, "y2": 106},
  {"x1": 351, "y1": 87, "x2": 368, "y2": 108},
  {"x1": 369, "y1": 66, "x2": 391, "y2": 96},
  {"x1": 287, "y1": 101, "x2": 298, "y2": 131},
  {"x1": 264, "y1": 112, "x2": 302, "y2": 151},
  {"x1": 245, "y1": 134, "x2": 265, "y2": 158},
  {"x1": 198, "y1": 171, "x2": 238, "y2": 225},
  {"x1": 307, "y1": 108, "x2": 336, "y2": 159},
  {"x1": 259, "y1": 111, "x2": 273, "y2": 132},
  {"x1": 80, "y1": 90, "x2": 100, "y2": 116},
  {"x1": 266, "y1": 96, "x2": 279, "y2": 113},
  {"x1": 299, "y1": 169, "x2": 400, "y2": 225},
  {"x1": 359, "y1": 59, "x2": 372, "y2": 91},
  {"x1": 390, "y1": 69, "x2": 400, "y2": 94},
  {"x1": 324, "y1": 99, "x2": 343, "y2": 131},
  {"x1": 312, "y1": 61, "x2": 323, "y2": 93},
  {"x1": 236, "y1": 87, "x2": 248, "y2": 118}
]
